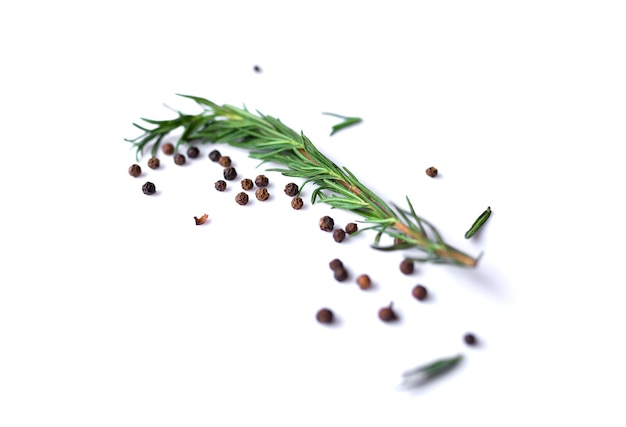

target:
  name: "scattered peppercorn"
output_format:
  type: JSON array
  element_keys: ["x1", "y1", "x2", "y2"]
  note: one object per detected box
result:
[
  {"x1": 284, "y1": 182, "x2": 299, "y2": 197},
  {"x1": 333, "y1": 228, "x2": 346, "y2": 242},
  {"x1": 345, "y1": 223, "x2": 358, "y2": 234},
  {"x1": 174, "y1": 153, "x2": 186, "y2": 165},
  {"x1": 241, "y1": 178, "x2": 254, "y2": 191},
  {"x1": 334, "y1": 267, "x2": 348, "y2": 282},
  {"x1": 253, "y1": 65, "x2": 262, "y2": 73},
  {"x1": 215, "y1": 180, "x2": 227, "y2": 192},
  {"x1": 400, "y1": 259, "x2": 414, "y2": 275},
  {"x1": 235, "y1": 192, "x2": 249, "y2": 205},
  {"x1": 378, "y1": 303, "x2": 397, "y2": 322},
  {"x1": 223, "y1": 167, "x2": 237, "y2": 181},
  {"x1": 255, "y1": 175, "x2": 269, "y2": 187},
  {"x1": 128, "y1": 164, "x2": 141, "y2": 177},
  {"x1": 255, "y1": 187, "x2": 270, "y2": 201},
  {"x1": 142, "y1": 182, "x2": 156, "y2": 195},
  {"x1": 329, "y1": 258, "x2": 343, "y2": 271},
  {"x1": 209, "y1": 150, "x2": 221, "y2": 162},
  {"x1": 356, "y1": 274, "x2": 372, "y2": 290},
  {"x1": 412, "y1": 285, "x2": 428, "y2": 301},
  {"x1": 464, "y1": 333, "x2": 478, "y2": 346},
  {"x1": 187, "y1": 146, "x2": 199, "y2": 159},
  {"x1": 147, "y1": 157, "x2": 160, "y2": 169},
  {"x1": 319, "y1": 216, "x2": 334, "y2": 232},
  {"x1": 426, "y1": 166, "x2": 438, "y2": 177},
  {"x1": 162, "y1": 142, "x2": 174, "y2": 155},
  {"x1": 218, "y1": 156, "x2": 232, "y2": 167},
  {"x1": 316, "y1": 308, "x2": 333, "y2": 324},
  {"x1": 291, "y1": 197, "x2": 304, "y2": 210}
]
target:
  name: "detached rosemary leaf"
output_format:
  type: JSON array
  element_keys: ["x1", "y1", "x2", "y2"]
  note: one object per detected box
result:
[
  {"x1": 400, "y1": 354, "x2": 463, "y2": 388},
  {"x1": 322, "y1": 112, "x2": 363, "y2": 135}
]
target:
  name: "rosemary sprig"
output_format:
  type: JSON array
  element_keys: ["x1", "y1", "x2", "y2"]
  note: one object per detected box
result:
[
  {"x1": 322, "y1": 112, "x2": 363, "y2": 136},
  {"x1": 126, "y1": 94, "x2": 478, "y2": 267}
]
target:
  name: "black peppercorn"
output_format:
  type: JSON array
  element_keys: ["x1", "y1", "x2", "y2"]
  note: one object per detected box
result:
[
  {"x1": 426, "y1": 166, "x2": 438, "y2": 177},
  {"x1": 174, "y1": 153, "x2": 186, "y2": 165},
  {"x1": 241, "y1": 179, "x2": 253, "y2": 191},
  {"x1": 235, "y1": 192, "x2": 249, "y2": 205},
  {"x1": 378, "y1": 303, "x2": 397, "y2": 322},
  {"x1": 128, "y1": 164, "x2": 141, "y2": 177},
  {"x1": 142, "y1": 182, "x2": 156, "y2": 195},
  {"x1": 253, "y1": 65, "x2": 262, "y2": 73},
  {"x1": 255, "y1": 174, "x2": 269, "y2": 187},
  {"x1": 187, "y1": 146, "x2": 199, "y2": 159},
  {"x1": 345, "y1": 223, "x2": 358, "y2": 234},
  {"x1": 162, "y1": 142, "x2": 174, "y2": 155},
  {"x1": 223, "y1": 167, "x2": 237, "y2": 181},
  {"x1": 316, "y1": 308, "x2": 333, "y2": 324},
  {"x1": 255, "y1": 187, "x2": 270, "y2": 201},
  {"x1": 319, "y1": 216, "x2": 334, "y2": 232},
  {"x1": 464, "y1": 333, "x2": 478, "y2": 346},
  {"x1": 356, "y1": 274, "x2": 371, "y2": 290},
  {"x1": 218, "y1": 156, "x2": 232, "y2": 167},
  {"x1": 400, "y1": 259, "x2": 414, "y2": 275},
  {"x1": 329, "y1": 258, "x2": 343, "y2": 271},
  {"x1": 333, "y1": 267, "x2": 348, "y2": 282},
  {"x1": 291, "y1": 197, "x2": 304, "y2": 210},
  {"x1": 333, "y1": 228, "x2": 346, "y2": 243},
  {"x1": 208, "y1": 150, "x2": 221, "y2": 162},
  {"x1": 215, "y1": 180, "x2": 227, "y2": 192},
  {"x1": 147, "y1": 157, "x2": 160, "y2": 169},
  {"x1": 284, "y1": 182, "x2": 299, "y2": 197},
  {"x1": 412, "y1": 285, "x2": 428, "y2": 301}
]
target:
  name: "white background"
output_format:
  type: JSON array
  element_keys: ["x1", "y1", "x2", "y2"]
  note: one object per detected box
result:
[{"x1": 2, "y1": 1, "x2": 626, "y2": 426}]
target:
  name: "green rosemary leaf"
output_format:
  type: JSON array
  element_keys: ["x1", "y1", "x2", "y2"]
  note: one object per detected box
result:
[
  {"x1": 322, "y1": 112, "x2": 363, "y2": 136},
  {"x1": 401, "y1": 354, "x2": 463, "y2": 388},
  {"x1": 465, "y1": 207, "x2": 491, "y2": 239}
]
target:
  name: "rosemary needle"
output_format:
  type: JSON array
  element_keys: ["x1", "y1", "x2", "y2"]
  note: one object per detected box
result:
[
  {"x1": 126, "y1": 94, "x2": 479, "y2": 267},
  {"x1": 465, "y1": 206, "x2": 492, "y2": 239},
  {"x1": 322, "y1": 112, "x2": 363, "y2": 136},
  {"x1": 400, "y1": 354, "x2": 463, "y2": 388}
]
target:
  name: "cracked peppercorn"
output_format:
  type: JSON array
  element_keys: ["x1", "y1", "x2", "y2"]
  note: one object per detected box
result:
[
  {"x1": 174, "y1": 153, "x2": 186, "y2": 165},
  {"x1": 128, "y1": 164, "x2": 141, "y2": 177},
  {"x1": 400, "y1": 259, "x2": 414, "y2": 275},
  {"x1": 235, "y1": 192, "x2": 249, "y2": 205},
  {"x1": 291, "y1": 197, "x2": 304, "y2": 210},
  {"x1": 412, "y1": 285, "x2": 428, "y2": 301},
  {"x1": 215, "y1": 180, "x2": 227, "y2": 192},
  {"x1": 333, "y1": 228, "x2": 346, "y2": 242},
  {"x1": 223, "y1": 167, "x2": 237, "y2": 181},
  {"x1": 356, "y1": 274, "x2": 372, "y2": 290},
  {"x1": 319, "y1": 216, "x2": 334, "y2": 232},
  {"x1": 329, "y1": 258, "x2": 343, "y2": 271},
  {"x1": 147, "y1": 157, "x2": 160, "y2": 169},
  {"x1": 255, "y1": 187, "x2": 270, "y2": 201},
  {"x1": 345, "y1": 223, "x2": 358, "y2": 234},
  {"x1": 316, "y1": 308, "x2": 334, "y2": 324},
  {"x1": 218, "y1": 156, "x2": 232, "y2": 167},
  {"x1": 162, "y1": 143, "x2": 174, "y2": 155},
  {"x1": 464, "y1": 333, "x2": 478, "y2": 346},
  {"x1": 284, "y1": 182, "x2": 299, "y2": 197},
  {"x1": 142, "y1": 182, "x2": 156, "y2": 195},
  {"x1": 241, "y1": 179, "x2": 253, "y2": 191},
  {"x1": 255, "y1": 175, "x2": 269, "y2": 187},
  {"x1": 334, "y1": 267, "x2": 348, "y2": 282},
  {"x1": 208, "y1": 150, "x2": 221, "y2": 162},
  {"x1": 187, "y1": 146, "x2": 199, "y2": 159},
  {"x1": 426, "y1": 166, "x2": 438, "y2": 177},
  {"x1": 378, "y1": 303, "x2": 397, "y2": 322}
]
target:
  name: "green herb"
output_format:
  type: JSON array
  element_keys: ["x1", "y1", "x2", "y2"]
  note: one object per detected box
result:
[
  {"x1": 322, "y1": 112, "x2": 363, "y2": 136},
  {"x1": 400, "y1": 354, "x2": 463, "y2": 388},
  {"x1": 464, "y1": 206, "x2": 491, "y2": 239},
  {"x1": 126, "y1": 94, "x2": 478, "y2": 267}
]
